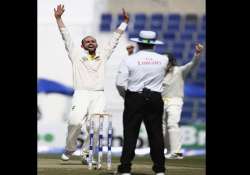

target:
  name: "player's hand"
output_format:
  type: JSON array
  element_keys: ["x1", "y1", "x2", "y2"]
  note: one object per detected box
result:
[
  {"x1": 54, "y1": 4, "x2": 65, "y2": 19},
  {"x1": 194, "y1": 43, "x2": 204, "y2": 56},
  {"x1": 122, "y1": 8, "x2": 129, "y2": 23}
]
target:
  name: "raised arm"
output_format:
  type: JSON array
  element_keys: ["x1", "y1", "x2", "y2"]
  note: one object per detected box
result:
[
  {"x1": 102, "y1": 8, "x2": 129, "y2": 61},
  {"x1": 54, "y1": 4, "x2": 77, "y2": 62},
  {"x1": 180, "y1": 43, "x2": 204, "y2": 77}
]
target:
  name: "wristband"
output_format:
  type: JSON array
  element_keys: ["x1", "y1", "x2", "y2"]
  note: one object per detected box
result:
[{"x1": 118, "y1": 22, "x2": 128, "y2": 31}]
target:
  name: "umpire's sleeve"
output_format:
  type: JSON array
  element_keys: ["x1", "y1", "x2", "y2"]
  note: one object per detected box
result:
[{"x1": 115, "y1": 59, "x2": 129, "y2": 98}]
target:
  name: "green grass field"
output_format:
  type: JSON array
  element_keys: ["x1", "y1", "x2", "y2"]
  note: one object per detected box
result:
[{"x1": 38, "y1": 154, "x2": 205, "y2": 175}]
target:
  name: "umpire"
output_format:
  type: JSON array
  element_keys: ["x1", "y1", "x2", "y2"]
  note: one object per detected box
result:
[{"x1": 116, "y1": 31, "x2": 169, "y2": 175}]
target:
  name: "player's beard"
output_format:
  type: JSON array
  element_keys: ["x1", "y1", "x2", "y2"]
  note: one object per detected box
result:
[{"x1": 88, "y1": 47, "x2": 96, "y2": 52}]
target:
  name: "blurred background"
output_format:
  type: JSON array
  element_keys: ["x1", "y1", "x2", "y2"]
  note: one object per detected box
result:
[{"x1": 38, "y1": 0, "x2": 206, "y2": 157}]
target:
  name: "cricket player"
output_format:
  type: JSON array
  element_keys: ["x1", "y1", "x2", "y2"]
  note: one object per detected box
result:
[
  {"x1": 53, "y1": 4, "x2": 129, "y2": 163},
  {"x1": 162, "y1": 43, "x2": 204, "y2": 159}
]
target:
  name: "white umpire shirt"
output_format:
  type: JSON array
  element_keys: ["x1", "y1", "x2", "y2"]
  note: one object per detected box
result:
[
  {"x1": 116, "y1": 49, "x2": 169, "y2": 97},
  {"x1": 59, "y1": 22, "x2": 127, "y2": 91}
]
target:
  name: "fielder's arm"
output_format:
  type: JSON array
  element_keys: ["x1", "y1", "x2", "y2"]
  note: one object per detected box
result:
[
  {"x1": 180, "y1": 43, "x2": 204, "y2": 77},
  {"x1": 102, "y1": 8, "x2": 129, "y2": 61},
  {"x1": 54, "y1": 4, "x2": 77, "y2": 62}
]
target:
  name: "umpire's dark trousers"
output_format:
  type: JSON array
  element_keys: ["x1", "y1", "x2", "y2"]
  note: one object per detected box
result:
[{"x1": 117, "y1": 89, "x2": 166, "y2": 173}]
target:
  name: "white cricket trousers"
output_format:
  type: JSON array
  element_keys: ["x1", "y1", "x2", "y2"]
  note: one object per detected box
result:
[
  {"x1": 65, "y1": 90, "x2": 106, "y2": 154},
  {"x1": 162, "y1": 97, "x2": 183, "y2": 154}
]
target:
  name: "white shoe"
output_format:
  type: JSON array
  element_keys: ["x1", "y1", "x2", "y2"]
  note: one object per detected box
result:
[
  {"x1": 165, "y1": 153, "x2": 184, "y2": 159},
  {"x1": 164, "y1": 153, "x2": 171, "y2": 159},
  {"x1": 156, "y1": 173, "x2": 165, "y2": 175},
  {"x1": 61, "y1": 153, "x2": 70, "y2": 161}
]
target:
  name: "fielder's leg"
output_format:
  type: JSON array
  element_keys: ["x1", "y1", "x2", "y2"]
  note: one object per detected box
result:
[
  {"x1": 61, "y1": 91, "x2": 89, "y2": 161},
  {"x1": 165, "y1": 104, "x2": 183, "y2": 159}
]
